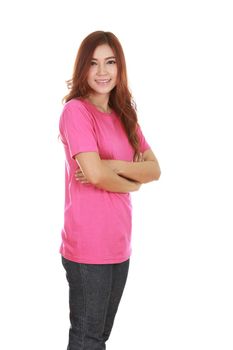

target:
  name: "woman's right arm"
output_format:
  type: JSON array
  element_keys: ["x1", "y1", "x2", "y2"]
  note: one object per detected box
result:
[{"x1": 75, "y1": 152, "x2": 141, "y2": 193}]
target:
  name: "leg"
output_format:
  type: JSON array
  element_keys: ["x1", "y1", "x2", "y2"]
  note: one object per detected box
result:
[
  {"x1": 103, "y1": 259, "x2": 130, "y2": 342},
  {"x1": 62, "y1": 257, "x2": 113, "y2": 350}
]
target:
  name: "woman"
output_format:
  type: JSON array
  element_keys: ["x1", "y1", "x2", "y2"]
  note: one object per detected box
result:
[{"x1": 59, "y1": 30, "x2": 161, "y2": 350}]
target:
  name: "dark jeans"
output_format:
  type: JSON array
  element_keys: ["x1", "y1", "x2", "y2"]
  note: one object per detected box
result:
[{"x1": 62, "y1": 256, "x2": 130, "y2": 350}]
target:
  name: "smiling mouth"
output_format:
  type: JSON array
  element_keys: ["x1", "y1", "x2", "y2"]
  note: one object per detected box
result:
[{"x1": 95, "y1": 79, "x2": 111, "y2": 84}]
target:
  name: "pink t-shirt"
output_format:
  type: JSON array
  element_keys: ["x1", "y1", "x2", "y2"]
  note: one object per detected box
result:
[{"x1": 59, "y1": 98, "x2": 150, "y2": 264}]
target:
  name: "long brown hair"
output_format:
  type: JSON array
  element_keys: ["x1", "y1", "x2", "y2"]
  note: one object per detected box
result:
[{"x1": 63, "y1": 31, "x2": 140, "y2": 155}]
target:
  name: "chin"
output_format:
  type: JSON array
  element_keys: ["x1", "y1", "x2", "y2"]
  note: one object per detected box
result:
[
  {"x1": 89, "y1": 81, "x2": 116, "y2": 93},
  {"x1": 93, "y1": 86, "x2": 115, "y2": 95},
  {"x1": 96, "y1": 89, "x2": 113, "y2": 94}
]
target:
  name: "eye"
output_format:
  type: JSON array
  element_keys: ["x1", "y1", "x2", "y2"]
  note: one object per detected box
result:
[
  {"x1": 107, "y1": 60, "x2": 116, "y2": 65},
  {"x1": 90, "y1": 61, "x2": 97, "y2": 66}
]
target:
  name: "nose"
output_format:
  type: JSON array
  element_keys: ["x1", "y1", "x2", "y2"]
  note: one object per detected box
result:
[{"x1": 97, "y1": 63, "x2": 107, "y2": 75}]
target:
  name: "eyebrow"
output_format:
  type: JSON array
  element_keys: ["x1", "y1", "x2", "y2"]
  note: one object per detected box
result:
[{"x1": 91, "y1": 56, "x2": 116, "y2": 61}]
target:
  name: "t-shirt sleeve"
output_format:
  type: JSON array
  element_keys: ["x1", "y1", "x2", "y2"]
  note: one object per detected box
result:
[
  {"x1": 136, "y1": 124, "x2": 151, "y2": 153},
  {"x1": 59, "y1": 101, "x2": 99, "y2": 159}
]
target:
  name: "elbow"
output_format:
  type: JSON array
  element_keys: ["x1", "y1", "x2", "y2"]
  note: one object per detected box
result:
[
  {"x1": 88, "y1": 172, "x2": 106, "y2": 187},
  {"x1": 84, "y1": 169, "x2": 103, "y2": 186},
  {"x1": 154, "y1": 159, "x2": 161, "y2": 180},
  {"x1": 154, "y1": 168, "x2": 161, "y2": 181},
  {"x1": 143, "y1": 170, "x2": 161, "y2": 184},
  {"x1": 87, "y1": 163, "x2": 112, "y2": 187},
  {"x1": 147, "y1": 160, "x2": 161, "y2": 182},
  {"x1": 151, "y1": 165, "x2": 161, "y2": 181},
  {"x1": 89, "y1": 175, "x2": 102, "y2": 186},
  {"x1": 140, "y1": 166, "x2": 161, "y2": 184}
]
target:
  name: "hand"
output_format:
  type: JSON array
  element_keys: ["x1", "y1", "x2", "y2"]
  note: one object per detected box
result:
[
  {"x1": 134, "y1": 152, "x2": 144, "y2": 162},
  {"x1": 75, "y1": 169, "x2": 89, "y2": 184}
]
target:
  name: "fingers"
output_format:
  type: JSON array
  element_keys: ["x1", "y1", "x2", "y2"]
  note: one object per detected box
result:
[
  {"x1": 134, "y1": 152, "x2": 144, "y2": 162},
  {"x1": 75, "y1": 169, "x2": 89, "y2": 184},
  {"x1": 139, "y1": 153, "x2": 144, "y2": 162}
]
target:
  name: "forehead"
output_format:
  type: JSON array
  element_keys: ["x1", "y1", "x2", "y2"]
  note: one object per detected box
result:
[{"x1": 92, "y1": 44, "x2": 115, "y2": 59}]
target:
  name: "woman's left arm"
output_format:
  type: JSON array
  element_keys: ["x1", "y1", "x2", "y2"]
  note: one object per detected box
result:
[{"x1": 103, "y1": 149, "x2": 161, "y2": 184}]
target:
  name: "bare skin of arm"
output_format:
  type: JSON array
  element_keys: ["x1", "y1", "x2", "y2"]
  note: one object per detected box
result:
[
  {"x1": 74, "y1": 152, "x2": 141, "y2": 193},
  {"x1": 103, "y1": 149, "x2": 161, "y2": 184},
  {"x1": 76, "y1": 149, "x2": 161, "y2": 185}
]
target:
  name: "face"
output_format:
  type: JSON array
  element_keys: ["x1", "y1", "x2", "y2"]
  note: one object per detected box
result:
[{"x1": 87, "y1": 44, "x2": 118, "y2": 96}]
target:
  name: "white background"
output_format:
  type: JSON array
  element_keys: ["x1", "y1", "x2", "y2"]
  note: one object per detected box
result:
[{"x1": 0, "y1": 1, "x2": 232, "y2": 349}]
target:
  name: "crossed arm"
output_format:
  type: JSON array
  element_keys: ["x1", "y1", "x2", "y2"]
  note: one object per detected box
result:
[{"x1": 74, "y1": 149, "x2": 161, "y2": 193}]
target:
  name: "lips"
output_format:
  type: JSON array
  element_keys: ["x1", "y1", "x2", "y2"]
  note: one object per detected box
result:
[{"x1": 95, "y1": 79, "x2": 111, "y2": 84}]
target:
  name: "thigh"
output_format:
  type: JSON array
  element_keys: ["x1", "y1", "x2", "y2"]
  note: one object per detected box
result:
[
  {"x1": 103, "y1": 259, "x2": 130, "y2": 340},
  {"x1": 112, "y1": 259, "x2": 130, "y2": 295},
  {"x1": 62, "y1": 257, "x2": 113, "y2": 325},
  {"x1": 81, "y1": 263, "x2": 113, "y2": 320},
  {"x1": 62, "y1": 256, "x2": 86, "y2": 315}
]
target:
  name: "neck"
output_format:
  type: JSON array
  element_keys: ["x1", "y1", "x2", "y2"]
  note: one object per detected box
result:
[{"x1": 87, "y1": 94, "x2": 111, "y2": 113}]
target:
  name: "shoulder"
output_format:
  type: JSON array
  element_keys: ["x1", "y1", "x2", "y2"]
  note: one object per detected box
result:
[
  {"x1": 61, "y1": 99, "x2": 92, "y2": 122},
  {"x1": 62, "y1": 98, "x2": 88, "y2": 114},
  {"x1": 59, "y1": 99, "x2": 96, "y2": 133}
]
